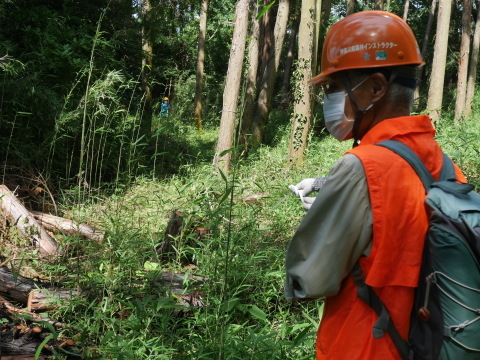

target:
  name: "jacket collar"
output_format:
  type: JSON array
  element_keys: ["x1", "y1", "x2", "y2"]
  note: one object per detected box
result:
[{"x1": 359, "y1": 115, "x2": 435, "y2": 146}]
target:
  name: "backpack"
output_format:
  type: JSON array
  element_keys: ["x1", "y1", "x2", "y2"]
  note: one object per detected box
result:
[{"x1": 352, "y1": 139, "x2": 480, "y2": 360}]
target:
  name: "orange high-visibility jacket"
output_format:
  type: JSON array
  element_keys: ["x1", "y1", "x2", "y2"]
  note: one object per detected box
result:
[{"x1": 315, "y1": 115, "x2": 466, "y2": 360}]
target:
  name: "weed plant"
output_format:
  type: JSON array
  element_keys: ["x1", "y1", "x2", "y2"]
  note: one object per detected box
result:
[
  {"x1": 61, "y1": 113, "x2": 480, "y2": 358},
  {"x1": 3, "y1": 103, "x2": 480, "y2": 359}
]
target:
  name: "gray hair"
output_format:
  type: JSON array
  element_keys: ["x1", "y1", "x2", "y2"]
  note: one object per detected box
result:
[{"x1": 387, "y1": 82, "x2": 415, "y2": 112}]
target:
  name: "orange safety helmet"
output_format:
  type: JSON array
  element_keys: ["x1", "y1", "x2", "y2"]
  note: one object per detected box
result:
[{"x1": 310, "y1": 11, "x2": 424, "y2": 85}]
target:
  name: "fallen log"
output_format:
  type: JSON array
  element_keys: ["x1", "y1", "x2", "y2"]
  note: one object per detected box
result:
[
  {"x1": 0, "y1": 185, "x2": 58, "y2": 255},
  {"x1": 0, "y1": 267, "x2": 77, "y2": 312},
  {"x1": 27, "y1": 288, "x2": 78, "y2": 312},
  {"x1": 0, "y1": 295, "x2": 70, "y2": 329},
  {"x1": 31, "y1": 210, "x2": 104, "y2": 242},
  {"x1": 0, "y1": 337, "x2": 38, "y2": 356},
  {"x1": 0, "y1": 267, "x2": 43, "y2": 305}
]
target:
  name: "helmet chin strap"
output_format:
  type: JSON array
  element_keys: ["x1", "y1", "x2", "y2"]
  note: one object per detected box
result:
[
  {"x1": 341, "y1": 72, "x2": 374, "y2": 147},
  {"x1": 341, "y1": 70, "x2": 399, "y2": 147}
]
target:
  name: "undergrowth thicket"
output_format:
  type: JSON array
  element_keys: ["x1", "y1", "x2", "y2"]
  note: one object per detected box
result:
[{"x1": 2, "y1": 108, "x2": 480, "y2": 359}]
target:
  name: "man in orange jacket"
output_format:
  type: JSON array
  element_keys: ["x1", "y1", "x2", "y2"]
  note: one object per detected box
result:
[{"x1": 285, "y1": 11, "x2": 466, "y2": 360}]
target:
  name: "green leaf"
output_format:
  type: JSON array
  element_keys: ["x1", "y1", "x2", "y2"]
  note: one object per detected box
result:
[
  {"x1": 249, "y1": 305, "x2": 267, "y2": 322},
  {"x1": 143, "y1": 261, "x2": 161, "y2": 271},
  {"x1": 219, "y1": 147, "x2": 235, "y2": 158},
  {"x1": 292, "y1": 325, "x2": 311, "y2": 346},
  {"x1": 35, "y1": 334, "x2": 54, "y2": 359},
  {"x1": 256, "y1": 0, "x2": 277, "y2": 20}
]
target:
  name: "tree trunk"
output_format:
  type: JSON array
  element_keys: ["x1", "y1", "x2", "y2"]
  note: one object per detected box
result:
[
  {"x1": 317, "y1": 0, "x2": 332, "y2": 76},
  {"x1": 213, "y1": 0, "x2": 250, "y2": 172},
  {"x1": 465, "y1": 0, "x2": 480, "y2": 117},
  {"x1": 414, "y1": 0, "x2": 437, "y2": 109},
  {"x1": 347, "y1": 0, "x2": 355, "y2": 16},
  {"x1": 140, "y1": 0, "x2": 153, "y2": 138},
  {"x1": 311, "y1": 0, "x2": 323, "y2": 79},
  {"x1": 288, "y1": 0, "x2": 316, "y2": 165},
  {"x1": 0, "y1": 185, "x2": 58, "y2": 255},
  {"x1": 280, "y1": 20, "x2": 299, "y2": 107},
  {"x1": 259, "y1": 0, "x2": 273, "y2": 82},
  {"x1": 239, "y1": 2, "x2": 261, "y2": 146},
  {"x1": 250, "y1": 0, "x2": 290, "y2": 146},
  {"x1": 403, "y1": 0, "x2": 410, "y2": 21},
  {"x1": 194, "y1": 0, "x2": 209, "y2": 133},
  {"x1": 426, "y1": 0, "x2": 452, "y2": 125},
  {"x1": 454, "y1": 0, "x2": 472, "y2": 121}
]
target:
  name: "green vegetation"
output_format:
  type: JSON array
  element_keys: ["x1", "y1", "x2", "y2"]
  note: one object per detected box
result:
[
  {"x1": 2, "y1": 1, "x2": 480, "y2": 358},
  {"x1": 3, "y1": 110, "x2": 480, "y2": 358}
]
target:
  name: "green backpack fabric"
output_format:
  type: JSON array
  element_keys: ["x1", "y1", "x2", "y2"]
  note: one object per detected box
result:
[{"x1": 352, "y1": 140, "x2": 480, "y2": 360}]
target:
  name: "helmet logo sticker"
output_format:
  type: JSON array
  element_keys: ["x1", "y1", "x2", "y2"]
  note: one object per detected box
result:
[
  {"x1": 364, "y1": 53, "x2": 371, "y2": 61},
  {"x1": 339, "y1": 42, "x2": 398, "y2": 56},
  {"x1": 375, "y1": 51, "x2": 387, "y2": 61}
]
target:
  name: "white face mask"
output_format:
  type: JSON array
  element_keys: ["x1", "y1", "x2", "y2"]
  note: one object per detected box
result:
[
  {"x1": 322, "y1": 76, "x2": 371, "y2": 142},
  {"x1": 323, "y1": 91, "x2": 354, "y2": 141}
]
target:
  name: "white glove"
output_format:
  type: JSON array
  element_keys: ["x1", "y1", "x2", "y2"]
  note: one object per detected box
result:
[
  {"x1": 288, "y1": 178, "x2": 317, "y2": 198},
  {"x1": 301, "y1": 196, "x2": 316, "y2": 211}
]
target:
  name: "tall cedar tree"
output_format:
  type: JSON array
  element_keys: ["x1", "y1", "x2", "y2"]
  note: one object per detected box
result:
[
  {"x1": 141, "y1": 0, "x2": 153, "y2": 138},
  {"x1": 239, "y1": 2, "x2": 260, "y2": 146},
  {"x1": 427, "y1": 0, "x2": 452, "y2": 124},
  {"x1": 288, "y1": 0, "x2": 319, "y2": 165},
  {"x1": 454, "y1": 0, "x2": 472, "y2": 121},
  {"x1": 250, "y1": 0, "x2": 290, "y2": 146},
  {"x1": 194, "y1": 0, "x2": 209, "y2": 133},
  {"x1": 414, "y1": 0, "x2": 437, "y2": 108},
  {"x1": 214, "y1": 0, "x2": 250, "y2": 171},
  {"x1": 465, "y1": 0, "x2": 480, "y2": 117}
]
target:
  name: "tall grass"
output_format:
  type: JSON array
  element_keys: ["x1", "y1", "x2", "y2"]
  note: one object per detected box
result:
[{"x1": 34, "y1": 108, "x2": 480, "y2": 359}]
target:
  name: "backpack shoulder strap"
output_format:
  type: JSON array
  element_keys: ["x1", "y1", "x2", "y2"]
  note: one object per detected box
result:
[
  {"x1": 376, "y1": 140, "x2": 454, "y2": 189},
  {"x1": 439, "y1": 153, "x2": 456, "y2": 182},
  {"x1": 352, "y1": 263, "x2": 412, "y2": 360}
]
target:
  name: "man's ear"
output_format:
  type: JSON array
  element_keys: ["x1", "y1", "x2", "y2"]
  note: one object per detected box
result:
[{"x1": 369, "y1": 72, "x2": 388, "y2": 102}]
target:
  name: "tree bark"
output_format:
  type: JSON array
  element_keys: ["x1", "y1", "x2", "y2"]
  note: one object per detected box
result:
[
  {"x1": 259, "y1": 0, "x2": 274, "y2": 81},
  {"x1": 403, "y1": 0, "x2": 410, "y2": 21},
  {"x1": 280, "y1": 20, "x2": 299, "y2": 107},
  {"x1": 31, "y1": 211, "x2": 104, "y2": 242},
  {"x1": 0, "y1": 334, "x2": 38, "y2": 356},
  {"x1": 465, "y1": 0, "x2": 480, "y2": 117},
  {"x1": 0, "y1": 185, "x2": 58, "y2": 255},
  {"x1": 454, "y1": 0, "x2": 472, "y2": 121},
  {"x1": 346, "y1": 0, "x2": 355, "y2": 15},
  {"x1": 27, "y1": 289, "x2": 78, "y2": 312},
  {"x1": 426, "y1": 0, "x2": 452, "y2": 125},
  {"x1": 311, "y1": 0, "x2": 323, "y2": 81},
  {"x1": 213, "y1": 0, "x2": 250, "y2": 171},
  {"x1": 0, "y1": 267, "x2": 43, "y2": 305},
  {"x1": 194, "y1": 0, "x2": 209, "y2": 133},
  {"x1": 0, "y1": 295, "x2": 68, "y2": 329},
  {"x1": 239, "y1": 2, "x2": 261, "y2": 146},
  {"x1": 288, "y1": 0, "x2": 316, "y2": 165},
  {"x1": 414, "y1": 0, "x2": 437, "y2": 109},
  {"x1": 316, "y1": 0, "x2": 332, "y2": 76},
  {"x1": 140, "y1": 0, "x2": 153, "y2": 138},
  {"x1": 250, "y1": 0, "x2": 290, "y2": 146}
]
